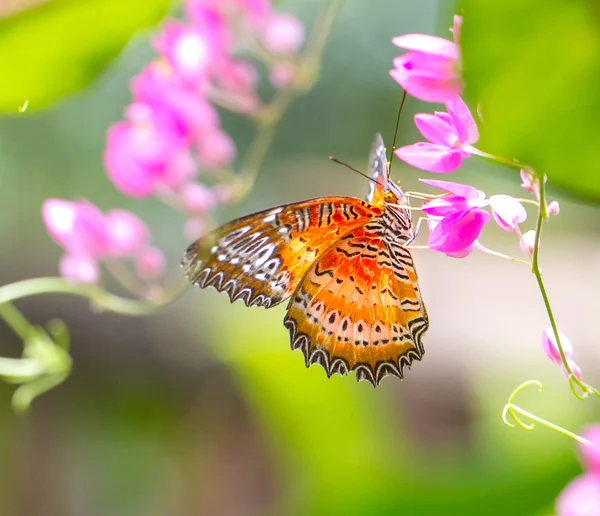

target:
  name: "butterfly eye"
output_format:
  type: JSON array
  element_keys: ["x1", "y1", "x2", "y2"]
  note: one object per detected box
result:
[{"x1": 383, "y1": 192, "x2": 397, "y2": 203}]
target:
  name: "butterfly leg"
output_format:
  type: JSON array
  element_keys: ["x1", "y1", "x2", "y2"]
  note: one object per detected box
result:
[
  {"x1": 404, "y1": 191, "x2": 448, "y2": 200},
  {"x1": 412, "y1": 216, "x2": 429, "y2": 240}
]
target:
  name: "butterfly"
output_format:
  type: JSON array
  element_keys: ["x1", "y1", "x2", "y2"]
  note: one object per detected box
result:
[{"x1": 182, "y1": 134, "x2": 428, "y2": 386}]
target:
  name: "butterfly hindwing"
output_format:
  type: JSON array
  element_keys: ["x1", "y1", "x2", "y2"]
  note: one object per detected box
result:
[
  {"x1": 182, "y1": 197, "x2": 381, "y2": 308},
  {"x1": 284, "y1": 221, "x2": 428, "y2": 386}
]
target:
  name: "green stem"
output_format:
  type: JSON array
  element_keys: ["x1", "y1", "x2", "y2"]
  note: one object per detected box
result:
[
  {"x1": 0, "y1": 357, "x2": 45, "y2": 379},
  {"x1": 0, "y1": 277, "x2": 182, "y2": 317},
  {"x1": 234, "y1": 0, "x2": 343, "y2": 199},
  {"x1": 0, "y1": 301, "x2": 33, "y2": 342},
  {"x1": 468, "y1": 146, "x2": 523, "y2": 169},
  {"x1": 531, "y1": 181, "x2": 593, "y2": 397},
  {"x1": 502, "y1": 380, "x2": 599, "y2": 447}
]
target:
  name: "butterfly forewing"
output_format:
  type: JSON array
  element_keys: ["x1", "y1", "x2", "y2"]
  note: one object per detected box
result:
[
  {"x1": 367, "y1": 133, "x2": 389, "y2": 205},
  {"x1": 182, "y1": 197, "x2": 380, "y2": 308},
  {"x1": 284, "y1": 219, "x2": 428, "y2": 386},
  {"x1": 183, "y1": 134, "x2": 429, "y2": 385}
]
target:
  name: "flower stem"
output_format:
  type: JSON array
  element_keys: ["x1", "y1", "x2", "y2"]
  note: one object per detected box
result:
[
  {"x1": 0, "y1": 277, "x2": 183, "y2": 317},
  {"x1": 473, "y1": 241, "x2": 531, "y2": 266},
  {"x1": 234, "y1": 0, "x2": 343, "y2": 199},
  {"x1": 532, "y1": 181, "x2": 595, "y2": 398},
  {"x1": 468, "y1": 146, "x2": 523, "y2": 169},
  {"x1": 0, "y1": 300, "x2": 34, "y2": 342},
  {"x1": 502, "y1": 380, "x2": 598, "y2": 447}
]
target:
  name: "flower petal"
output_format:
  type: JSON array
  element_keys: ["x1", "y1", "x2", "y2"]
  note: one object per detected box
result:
[
  {"x1": 104, "y1": 210, "x2": 150, "y2": 255},
  {"x1": 445, "y1": 96, "x2": 479, "y2": 144},
  {"x1": 451, "y1": 15, "x2": 462, "y2": 45},
  {"x1": 392, "y1": 34, "x2": 458, "y2": 59},
  {"x1": 422, "y1": 195, "x2": 470, "y2": 217},
  {"x1": 414, "y1": 113, "x2": 459, "y2": 147},
  {"x1": 541, "y1": 326, "x2": 574, "y2": 364},
  {"x1": 561, "y1": 358, "x2": 583, "y2": 381},
  {"x1": 580, "y1": 425, "x2": 600, "y2": 474},
  {"x1": 180, "y1": 182, "x2": 218, "y2": 214},
  {"x1": 556, "y1": 474, "x2": 600, "y2": 516},
  {"x1": 260, "y1": 13, "x2": 305, "y2": 55},
  {"x1": 135, "y1": 246, "x2": 166, "y2": 279},
  {"x1": 59, "y1": 254, "x2": 99, "y2": 284},
  {"x1": 390, "y1": 54, "x2": 462, "y2": 103},
  {"x1": 395, "y1": 143, "x2": 463, "y2": 173},
  {"x1": 419, "y1": 178, "x2": 485, "y2": 202},
  {"x1": 42, "y1": 199, "x2": 78, "y2": 249},
  {"x1": 489, "y1": 194, "x2": 527, "y2": 232},
  {"x1": 520, "y1": 229, "x2": 536, "y2": 255},
  {"x1": 428, "y1": 208, "x2": 490, "y2": 253}
]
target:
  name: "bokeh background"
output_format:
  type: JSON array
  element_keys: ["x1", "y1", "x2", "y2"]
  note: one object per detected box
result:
[{"x1": 1, "y1": 0, "x2": 599, "y2": 515}]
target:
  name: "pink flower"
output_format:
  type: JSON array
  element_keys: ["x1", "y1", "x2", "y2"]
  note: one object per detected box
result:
[
  {"x1": 197, "y1": 129, "x2": 236, "y2": 168},
  {"x1": 520, "y1": 229, "x2": 536, "y2": 255},
  {"x1": 395, "y1": 96, "x2": 478, "y2": 173},
  {"x1": 135, "y1": 247, "x2": 166, "y2": 278},
  {"x1": 104, "y1": 210, "x2": 150, "y2": 255},
  {"x1": 556, "y1": 425, "x2": 600, "y2": 516},
  {"x1": 420, "y1": 179, "x2": 490, "y2": 255},
  {"x1": 541, "y1": 327, "x2": 582, "y2": 380},
  {"x1": 450, "y1": 15, "x2": 462, "y2": 43},
  {"x1": 260, "y1": 13, "x2": 305, "y2": 55},
  {"x1": 557, "y1": 474, "x2": 600, "y2": 516},
  {"x1": 548, "y1": 201, "x2": 561, "y2": 216},
  {"x1": 390, "y1": 29, "x2": 462, "y2": 103},
  {"x1": 104, "y1": 104, "x2": 196, "y2": 198},
  {"x1": 43, "y1": 200, "x2": 111, "y2": 257},
  {"x1": 184, "y1": 1, "x2": 230, "y2": 58},
  {"x1": 541, "y1": 327, "x2": 574, "y2": 365},
  {"x1": 185, "y1": 217, "x2": 207, "y2": 240},
  {"x1": 42, "y1": 199, "x2": 160, "y2": 284},
  {"x1": 214, "y1": 58, "x2": 260, "y2": 113},
  {"x1": 489, "y1": 194, "x2": 527, "y2": 231},
  {"x1": 154, "y1": 17, "x2": 228, "y2": 89},
  {"x1": 59, "y1": 254, "x2": 100, "y2": 284},
  {"x1": 180, "y1": 182, "x2": 218, "y2": 214},
  {"x1": 580, "y1": 425, "x2": 600, "y2": 474},
  {"x1": 269, "y1": 63, "x2": 294, "y2": 88},
  {"x1": 132, "y1": 63, "x2": 220, "y2": 139},
  {"x1": 520, "y1": 168, "x2": 539, "y2": 195}
]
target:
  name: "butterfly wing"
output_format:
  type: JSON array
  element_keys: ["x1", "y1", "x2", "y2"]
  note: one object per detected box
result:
[
  {"x1": 367, "y1": 133, "x2": 389, "y2": 206},
  {"x1": 182, "y1": 197, "x2": 381, "y2": 308},
  {"x1": 284, "y1": 221, "x2": 428, "y2": 386}
]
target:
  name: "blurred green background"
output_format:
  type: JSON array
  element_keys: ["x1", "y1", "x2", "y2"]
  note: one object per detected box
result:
[{"x1": 1, "y1": 0, "x2": 599, "y2": 515}]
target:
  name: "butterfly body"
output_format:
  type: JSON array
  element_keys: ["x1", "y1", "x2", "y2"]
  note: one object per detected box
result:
[{"x1": 183, "y1": 135, "x2": 428, "y2": 386}]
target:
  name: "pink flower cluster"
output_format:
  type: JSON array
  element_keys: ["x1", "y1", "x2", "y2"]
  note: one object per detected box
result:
[
  {"x1": 44, "y1": 0, "x2": 305, "y2": 284},
  {"x1": 43, "y1": 200, "x2": 164, "y2": 284},
  {"x1": 390, "y1": 16, "x2": 570, "y2": 378},
  {"x1": 389, "y1": 15, "x2": 548, "y2": 260},
  {"x1": 419, "y1": 179, "x2": 526, "y2": 257},
  {"x1": 557, "y1": 424, "x2": 600, "y2": 516},
  {"x1": 104, "y1": 0, "x2": 305, "y2": 237}
]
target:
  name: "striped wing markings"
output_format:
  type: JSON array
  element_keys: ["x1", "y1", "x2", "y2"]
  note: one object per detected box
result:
[
  {"x1": 182, "y1": 197, "x2": 381, "y2": 308},
  {"x1": 284, "y1": 221, "x2": 428, "y2": 386}
]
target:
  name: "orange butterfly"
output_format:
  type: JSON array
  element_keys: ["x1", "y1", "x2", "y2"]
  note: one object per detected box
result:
[{"x1": 182, "y1": 134, "x2": 428, "y2": 385}]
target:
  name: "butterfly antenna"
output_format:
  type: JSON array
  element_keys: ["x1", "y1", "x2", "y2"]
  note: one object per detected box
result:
[
  {"x1": 388, "y1": 89, "x2": 408, "y2": 175},
  {"x1": 329, "y1": 156, "x2": 381, "y2": 186}
]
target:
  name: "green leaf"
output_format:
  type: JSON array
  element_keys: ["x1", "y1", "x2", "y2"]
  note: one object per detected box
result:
[
  {"x1": 0, "y1": 0, "x2": 172, "y2": 113},
  {"x1": 460, "y1": 0, "x2": 600, "y2": 202}
]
